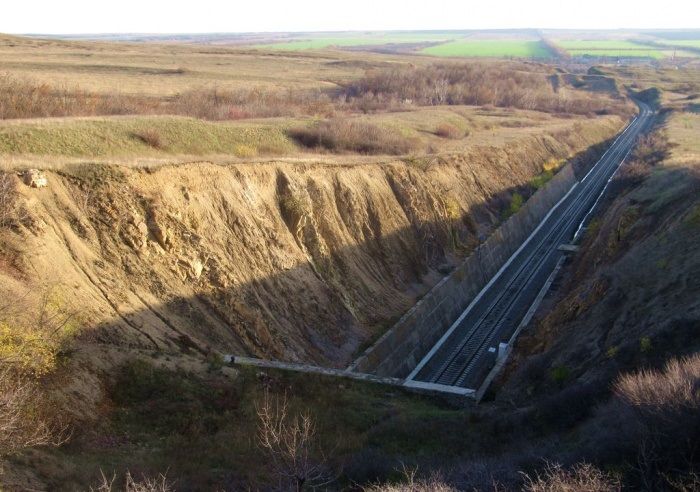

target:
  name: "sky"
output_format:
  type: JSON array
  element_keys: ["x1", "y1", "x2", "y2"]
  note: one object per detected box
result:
[{"x1": 2, "y1": 0, "x2": 699, "y2": 34}]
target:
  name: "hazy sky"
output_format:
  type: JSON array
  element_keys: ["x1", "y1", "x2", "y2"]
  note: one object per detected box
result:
[{"x1": 3, "y1": 0, "x2": 699, "y2": 34}]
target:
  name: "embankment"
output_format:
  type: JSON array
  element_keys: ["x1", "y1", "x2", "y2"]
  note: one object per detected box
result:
[{"x1": 0, "y1": 117, "x2": 621, "y2": 376}]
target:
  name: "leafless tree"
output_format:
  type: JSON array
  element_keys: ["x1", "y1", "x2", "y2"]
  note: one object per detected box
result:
[
  {"x1": 0, "y1": 366, "x2": 64, "y2": 461},
  {"x1": 255, "y1": 390, "x2": 333, "y2": 491},
  {"x1": 0, "y1": 289, "x2": 72, "y2": 465},
  {"x1": 433, "y1": 78, "x2": 450, "y2": 105}
]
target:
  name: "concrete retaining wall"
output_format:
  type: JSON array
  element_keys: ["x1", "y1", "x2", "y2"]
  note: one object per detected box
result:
[{"x1": 349, "y1": 164, "x2": 578, "y2": 378}]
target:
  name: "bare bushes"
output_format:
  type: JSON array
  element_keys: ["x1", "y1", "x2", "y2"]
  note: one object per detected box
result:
[
  {"x1": 605, "y1": 355, "x2": 700, "y2": 488},
  {"x1": 0, "y1": 74, "x2": 161, "y2": 119},
  {"x1": 171, "y1": 87, "x2": 335, "y2": 120},
  {"x1": 0, "y1": 288, "x2": 77, "y2": 459},
  {"x1": 289, "y1": 119, "x2": 419, "y2": 155},
  {"x1": 435, "y1": 122, "x2": 464, "y2": 139},
  {"x1": 631, "y1": 132, "x2": 671, "y2": 167},
  {"x1": 255, "y1": 390, "x2": 333, "y2": 491},
  {"x1": 133, "y1": 129, "x2": 165, "y2": 149},
  {"x1": 343, "y1": 64, "x2": 630, "y2": 116},
  {"x1": 91, "y1": 470, "x2": 173, "y2": 492},
  {"x1": 364, "y1": 467, "x2": 457, "y2": 492},
  {"x1": 0, "y1": 75, "x2": 334, "y2": 121},
  {"x1": 523, "y1": 463, "x2": 621, "y2": 492}
]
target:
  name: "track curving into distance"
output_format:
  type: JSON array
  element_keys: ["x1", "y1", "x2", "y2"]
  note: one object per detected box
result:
[{"x1": 407, "y1": 102, "x2": 655, "y2": 391}]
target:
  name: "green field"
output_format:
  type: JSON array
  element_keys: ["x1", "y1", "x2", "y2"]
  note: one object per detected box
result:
[
  {"x1": 256, "y1": 34, "x2": 454, "y2": 51},
  {"x1": 422, "y1": 40, "x2": 552, "y2": 58},
  {"x1": 0, "y1": 117, "x2": 297, "y2": 160},
  {"x1": 557, "y1": 40, "x2": 666, "y2": 58},
  {"x1": 661, "y1": 40, "x2": 700, "y2": 48}
]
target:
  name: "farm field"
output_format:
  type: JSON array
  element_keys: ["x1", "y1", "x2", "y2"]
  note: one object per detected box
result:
[
  {"x1": 422, "y1": 40, "x2": 551, "y2": 58},
  {"x1": 556, "y1": 40, "x2": 666, "y2": 58},
  {"x1": 658, "y1": 39, "x2": 700, "y2": 48},
  {"x1": 256, "y1": 33, "x2": 455, "y2": 51},
  {"x1": 0, "y1": 34, "x2": 414, "y2": 95}
]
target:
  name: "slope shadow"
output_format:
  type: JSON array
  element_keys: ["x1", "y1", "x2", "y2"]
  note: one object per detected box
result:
[{"x1": 50, "y1": 137, "x2": 620, "y2": 370}]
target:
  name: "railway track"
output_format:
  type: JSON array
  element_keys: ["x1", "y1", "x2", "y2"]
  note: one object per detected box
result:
[{"x1": 407, "y1": 102, "x2": 655, "y2": 391}]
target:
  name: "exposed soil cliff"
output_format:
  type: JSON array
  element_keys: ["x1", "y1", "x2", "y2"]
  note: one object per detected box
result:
[{"x1": 0, "y1": 117, "x2": 620, "y2": 380}]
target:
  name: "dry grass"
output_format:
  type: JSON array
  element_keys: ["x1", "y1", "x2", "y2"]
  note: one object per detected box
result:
[
  {"x1": 614, "y1": 353, "x2": 700, "y2": 415},
  {"x1": 0, "y1": 34, "x2": 382, "y2": 96},
  {"x1": 364, "y1": 467, "x2": 457, "y2": 492},
  {"x1": 523, "y1": 463, "x2": 621, "y2": 492}
]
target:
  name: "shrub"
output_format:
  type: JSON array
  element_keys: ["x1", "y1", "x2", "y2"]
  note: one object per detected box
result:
[
  {"x1": 614, "y1": 353, "x2": 700, "y2": 415},
  {"x1": 289, "y1": 119, "x2": 419, "y2": 155},
  {"x1": 639, "y1": 337, "x2": 652, "y2": 354},
  {"x1": 550, "y1": 366, "x2": 570, "y2": 384},
  {"x1": 0, "y1": 287, "x2": 75, "y2": 459},
  {"x1": 364, "y1": 466, "x2": 457, "y2": 492},
  {"x1": 91, "y1": 470, "x2": 173, "y2": 492},
  {"x1": 611, "y1": 355, "x2": 700, "y2": 487},
  {"x1": 523, "y1": 462, "x2": 621, "y2": 492},
  {"x1": 530, "y1": 170, "x2": 554, "y2": 190},
  {"x1": 0, "y1": 74, "x2": 161, "y2": 119},
  {"x1": 133, "y1": 129, "x2": 165, "y2": 149},
  {"x1": 435, "y1": 123, "x2": 462, "y2": 139},
  {"x1": 503, "y1": 192, "x2": 524, "y2": 219}
]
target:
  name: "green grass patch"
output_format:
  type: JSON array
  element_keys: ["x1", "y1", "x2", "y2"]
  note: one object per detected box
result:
[
  {"x1": 502, "y1": 192, "x2": 524, "y2": 220},
  {"x1": 659, "y1": 40, "x2": 700, "y2": 48},
  {"x1": 0, "y1": 117, "x2": 297, "y2": 158},
  {"x1": 550, "y1": 366, "x2": 571, "y2": 384},
  {"x1": 422, "y1": 40, "x2": 552, "y2": 58},
  {"x1": 556, "y1": 40, "x2": 666, "y2": 59},
  {"x1": 46, "y1": 359, "x2": 477, "y2": 490},
  {"x1": 530, "y1": 170, "x2": 554, "y2": 190}
]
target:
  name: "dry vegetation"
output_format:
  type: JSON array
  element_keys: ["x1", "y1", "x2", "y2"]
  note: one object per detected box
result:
[
  {"x1": 289, "y1": 119, "x2": 419, "y2": 154},
  {"x1": 255, "y1": 390, "x2": 333, "y2": 490},
  {"x1": 91, "y1": 471, "x2": 173, "y2": 492},
  {"x1": 0, "y1": 289, "x2": 75, "y2": 463},
  {"x1": 435, "y1": 122, "x2": 465, "y2": 139},
  {"x1": 2, "y1": 33, "x2": 697, "y2": 492},
  {"x1": 343, "y1": 64, "x2": 632, "y2": 117},
  {"x1": 1, "y1": 61, "x2": 630, "y2": 123},
  {"x1": 0, "y1": 172, "x2": 21, "y2": 227},
  {"x1": 0, "y1": 74, "x2": 161, "y2": 119},
  {"x1": 522, "y1": 463, "x2": 620, "y2": 492}
]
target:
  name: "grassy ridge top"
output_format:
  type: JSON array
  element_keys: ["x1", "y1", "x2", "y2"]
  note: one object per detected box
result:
[
  {"x1": 0, "y1": 116, "x2": 297, "y2": 159},
  {"x1": 0, "y1": 107, "x2": 621, "y2": 168}
]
